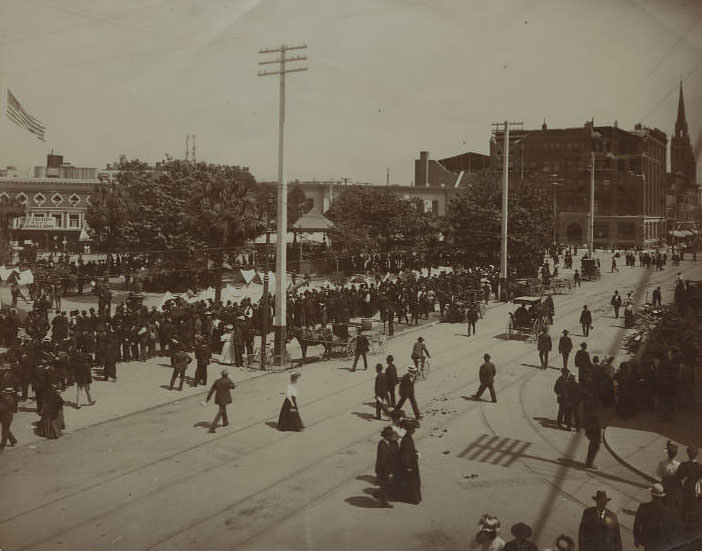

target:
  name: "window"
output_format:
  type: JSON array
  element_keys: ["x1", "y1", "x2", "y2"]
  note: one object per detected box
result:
[
  {"x1": 16, "y1": 193, "x2": 27, "y2": 205},
  {"x1": 69, "y1": 214, "x2": 80, "y2": 228},
  {"x1": 68, "y1": 194, "x2": 81, "y2": 207},
  {"x1": 33, "y1": 213, "x2": 45, "y2": 218},
  {"x1": 0, "y1": 192, "x2": 9, "y2": 201},
  {"x1": 51, "y1": 193, "x2": 63, "y2": 206},
  {"x1": 33, "y1": 193, "x2": 46, "y2": 206},
  {"x1": 52, "y1": 214, "x2": 62, "y2": 228},
  {"x1": 431, "y1": 200, "x2": 439, "y2": 216}
]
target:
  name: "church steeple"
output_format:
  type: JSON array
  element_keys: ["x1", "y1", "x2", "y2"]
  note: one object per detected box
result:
[{"x1": 675, "y1": 80, "x2": 688, "y2": 138}]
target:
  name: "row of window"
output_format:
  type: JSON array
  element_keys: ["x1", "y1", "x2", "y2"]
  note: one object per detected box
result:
[
  {"x1": 12, "y1": 212, "x2": 82, "y2": 229},
  {"x1": 0, "y1": 191, "x2": 88, "y2": 207}
]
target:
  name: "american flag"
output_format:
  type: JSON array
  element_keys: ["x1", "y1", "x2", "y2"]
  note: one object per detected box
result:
[{"x1": 6, "y1": 90, "x2": 46, "y2": 142}]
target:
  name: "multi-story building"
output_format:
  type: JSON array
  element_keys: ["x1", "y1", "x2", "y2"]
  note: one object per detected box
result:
[
  {"x1": 1, "y1": 154, "x2": 103, "y2": 250},
  {"x1": 490, "y1": 121, "x2": 668, "y2": 248}
]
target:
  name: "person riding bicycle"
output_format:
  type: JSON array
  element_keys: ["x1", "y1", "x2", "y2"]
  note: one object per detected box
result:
[{"x1": 411, "y1": 337, "x2": 430, "y2": 370}]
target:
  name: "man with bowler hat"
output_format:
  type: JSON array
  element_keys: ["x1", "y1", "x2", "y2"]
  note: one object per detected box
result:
[
  {"x1": 205, "y1": 369, "x2": 236, "y2": 433},
  {"x1": 395, "y1": 366, "x2": 421, "y2": 420},
  {"x1": 374, "y1": 363, "x2": 389, "y2": 420},
  {"x1": 472, "y1": 353, "x2": 497, "y2": 403},
  {"x1": 578, "y1": 490, "x2": 622, "y2": 551},
  {"x1": 537, "y1": 327, "x2": 552, "y2": 369},
  {"x1": 580, "y1": 305, "x2": 593, "y2": 337},
  {"x1": 558, "y1": 329, "x2": 573, "y2": 369}
]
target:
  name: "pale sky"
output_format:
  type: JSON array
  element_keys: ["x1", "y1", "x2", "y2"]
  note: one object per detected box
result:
[{"x1": 0, "y1": 0, "x2": 701, "y2": 184}]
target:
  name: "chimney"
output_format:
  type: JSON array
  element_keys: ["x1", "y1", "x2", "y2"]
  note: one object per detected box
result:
[{"x1": 418, "y1": 151, "x2": 430, "y2": 187}]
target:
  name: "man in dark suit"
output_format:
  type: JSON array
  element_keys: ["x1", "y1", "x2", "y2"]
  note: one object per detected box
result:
[
  {"x1": 395, "y1": 367, "x2": 421, "y2": 419},
  {"x1": 472, "y1": 353, "x2": 497, "y2": 403},
  {"x1": 611, "y1": 291, "x2": 622, "y2": 319},
  {"x1": 385, "y1": 355, "x2": 399, "y2": 407},
  {"x1": 194, "y1": 335, "x2": 210, "y2": 386},
  {"x1": 580, "y1": 305, "x2": 593, "y2": 336},
  {"x1": 374, "y1": 364, "x2": 389, "y2": 420},
  {"x1": 375, "y1": 425, "x2": 399, "y2": 508},
  {"x1": 169, "y1": 344, "x2": 192, "y2": 391},
  {"x1": 652, "y1": 286, "x2": 662, "y2": 307},
  {"x1": 578, "y1": 490, "x2": 622, "y2": 551},
  {"x1": 206, "y1": 369, "x2": 236, "y2": 433},
  {"x1": 634, "y1": 483, "x2": 680, "y2": 550},
  {"x1": 351, "y1": 330, "x2": 369, "y2": 371},
  {"x1": 537, "y1": 327, "x2": 552, "y2": 369},
  {"x1": 558, "y1": 329, "x2": 573, "y2": 369}
]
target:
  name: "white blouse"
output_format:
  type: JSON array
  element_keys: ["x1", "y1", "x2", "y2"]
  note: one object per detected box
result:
[
  {"x1": 657, "y1": 458, "x2": 680, "y2": 479},
  {"x1": 286, "y1": 384, "x2": 298, "y2": 402}
]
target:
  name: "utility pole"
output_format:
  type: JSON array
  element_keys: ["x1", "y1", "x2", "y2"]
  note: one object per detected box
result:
[
  {"x1": 589, "y1": 150, "x2": 595, "y2": 256},
  {"x1": 258, "y1": 44, "x2": 307, "y2": 358},
  {"x1": 260, "y1": 192, "x2": 273, "y2": 369},
  {"x1": 492, "y1": 121, "x2": 522, "y2": 301}
]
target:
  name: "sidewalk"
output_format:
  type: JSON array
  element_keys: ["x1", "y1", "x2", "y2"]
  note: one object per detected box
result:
[
  {"x1": 3, "y1": 303, "x2": 450, "y2": 451},
  {"x1": 603, "y1": 404, "x2": 702, "y2": 483}
]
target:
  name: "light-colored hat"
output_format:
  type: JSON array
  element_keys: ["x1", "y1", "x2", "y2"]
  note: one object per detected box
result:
[
  {"x1": 650, "y1": 483, "x2": 666, "y2": 498},
  {"x1": 220, "y1": 369, "x2": 229, "y2": 376}
]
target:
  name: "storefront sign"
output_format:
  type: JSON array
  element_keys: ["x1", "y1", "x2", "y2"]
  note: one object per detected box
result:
[{"x1": 17, "y1": 217, "x2": 56, "y2": 229}]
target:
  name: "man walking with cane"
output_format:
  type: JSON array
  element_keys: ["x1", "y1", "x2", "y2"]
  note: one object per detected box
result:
[{"x1": 205, "y1": 369, "x2": 236, "y2": 433}]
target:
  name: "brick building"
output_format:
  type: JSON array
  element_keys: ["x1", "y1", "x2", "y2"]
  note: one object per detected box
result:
[
  {"x1": 490, "y1": 121, "x2": 668, "y2": 248},
  {"x1": 1, "y1": 154, "x2": 103, "y2": 250},
  {"x1": 414, "y1": 150, "x2": 490, "y2": 187}
]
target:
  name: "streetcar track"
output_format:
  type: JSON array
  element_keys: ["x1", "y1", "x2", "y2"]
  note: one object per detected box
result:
[
  {"x1": 5, "y1": 274, "x2": 652, "y2": 548},
  {"x1": 7, "y1": 309, "x2": 538, "y2": 550}
]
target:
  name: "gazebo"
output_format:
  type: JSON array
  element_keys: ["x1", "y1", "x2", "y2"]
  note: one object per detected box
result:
[{"x1": 292, "y1": 208, "x2": 334, "y2": 269}]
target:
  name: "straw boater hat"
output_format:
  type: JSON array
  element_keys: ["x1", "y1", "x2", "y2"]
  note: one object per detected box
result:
[
  {"x1": 650, "y1": 483, "x2": 666, "y2": 498},
  {"x1": 220, "y1": 369, "x2": 229, "y2": 376}
]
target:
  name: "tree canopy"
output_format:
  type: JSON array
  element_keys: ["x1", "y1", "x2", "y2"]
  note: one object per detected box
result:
[
  {"x1": 325, "y1": 185, "x2": 441, "y2": 254},
  {"x1": 444, "y1": 171, "x2": 553, "y2": 275},
  {"x1": 86, "y1": 159, "x2": 264, "y2": 259}
]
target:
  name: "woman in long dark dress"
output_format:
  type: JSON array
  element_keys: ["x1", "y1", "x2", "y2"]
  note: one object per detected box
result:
[
  {"x1": 396, "y1": 418, "x2": 421, "y2": 504},
  {"x1": 277, "y1": 372, "x2": 304, "y2": 431},
  {"x1": 38, "y1": 385, "x2": 64, "y2": 439}
]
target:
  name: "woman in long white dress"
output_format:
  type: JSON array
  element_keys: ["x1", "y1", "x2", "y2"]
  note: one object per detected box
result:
[{"x1": 219, "y1": 324, "x2": 236, "y2": 365}]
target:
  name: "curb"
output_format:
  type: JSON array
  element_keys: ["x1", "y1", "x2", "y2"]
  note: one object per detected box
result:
[{"x1": 602, "y1": 426, "x2": 658, "y2": 484}]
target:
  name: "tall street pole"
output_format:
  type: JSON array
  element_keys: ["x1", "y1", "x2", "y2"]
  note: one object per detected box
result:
[
  {"x1": 500, "y1": 121, "x2": 509, "y2": 301},
  {"x1": 258, "y1": 44, "x2": 307, "y2": 358},
  {"x1": 589, "y1": 150, "x2": 595, "y2": 256}
]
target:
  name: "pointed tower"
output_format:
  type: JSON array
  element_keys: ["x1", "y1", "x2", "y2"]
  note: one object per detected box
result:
[{"x1": 670, "y1": 81, "x2": 696, "y2": 187}]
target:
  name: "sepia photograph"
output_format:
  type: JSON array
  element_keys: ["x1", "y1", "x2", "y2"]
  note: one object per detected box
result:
[{"x1": 0, "y1": 1, "x2": 701, "y2": 549}]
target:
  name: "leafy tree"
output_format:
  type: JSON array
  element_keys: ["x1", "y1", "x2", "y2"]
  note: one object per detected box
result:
[
  {"x1": 86, "y1": 159, "x2": 264, "y2": 262},
  {"x1": 287, "y1": 184, "x2": 313, "y2": 226},
  {"x1": 444, "y1": 171, "x2": 553, "y2": 276},
  {"x1": 325, "y1": 185, "x2": 441, "y2": 254}
]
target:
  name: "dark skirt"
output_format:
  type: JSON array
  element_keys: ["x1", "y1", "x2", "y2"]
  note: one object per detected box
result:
[
  {"x1": 396, "y1": 466, "x2": 422, "y2": 504},
  {"x1": 39, "y1": 410, "x2": 65, "y2": 439},
  {"x1": 277, "y1": 398, "x2": 303, "y2": 431}
]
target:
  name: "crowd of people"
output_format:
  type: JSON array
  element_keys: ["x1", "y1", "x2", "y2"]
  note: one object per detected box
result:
[{"x1": 1, "y1": 244, "x2": 700, "y2": 549}]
